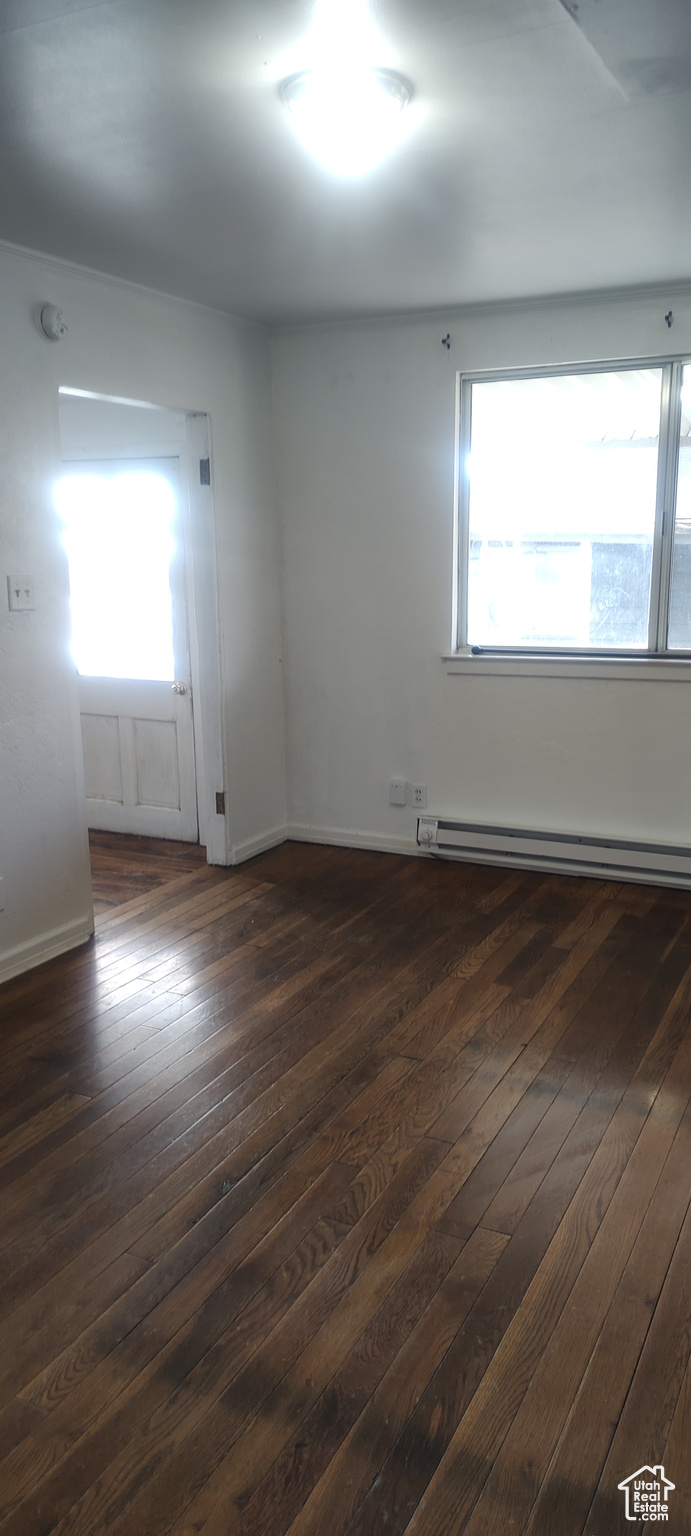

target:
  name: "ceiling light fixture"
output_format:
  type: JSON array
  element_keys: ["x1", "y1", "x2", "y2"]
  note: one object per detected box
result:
[{"x1": 281, "y1": 65, "x2": 412, "y2": 178}]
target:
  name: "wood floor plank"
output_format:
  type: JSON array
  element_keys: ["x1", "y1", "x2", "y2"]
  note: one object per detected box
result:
[
  {"x1": 0, "y1": 1094, "x2": 91, "y2": 1170},
  {"x1": 459, "y1": 1005, "x2": 691, "y2": 1536},
  {"x1": 209, "y1": 1227, "x2": 462, "y2": 1536},
  {"x1": 2, "y1": 1139, "x2": 445, "y2": 1536},
  {"x1": 374, "y1": 938, "x2": 691, "y2": 1536},
  {"x1": 520, "y1": 1103, "x2": 691, "y2": 1536},
  {"x1": 658, "y1": 1350, "x2": 691, "y2": 1535},
  {"x1": 0, "y1": 939, "x2": 386, "y2": 1238},
  {"x1": 130, "y1": 1138, "x2": 451, "y2": 1536},
  {"x1": 88, "y1": 830, "x2": 208, "y2": 915},
  {"x1": 438, "y1": 1051, "x2": 574, "y2": 1240},
  {"x1": 0, "y1": 1047, "x2": 431, "y2": 1415},
  {"x1": 333, "y1": 914, "x2": 689, "y2": 1536},
  {"x1": 282, "y1": 1226, "x2": 509, "y2": 1536},
  {"x1": 2, "y1": 840, "x2": 691, "y2": 1536},
  {"x1": 0, "y1": 963, "x2": 362, "y2": 1255},
  {"x1": 580, "y1": 1180, "x2": 691, "y2": 1534},
  {"x1": 0, "y1": 1161, "x2": 358, "y2": 1529},
  {"x1": 113, "y1": 931, "x2": 508, "y2": 1268}
]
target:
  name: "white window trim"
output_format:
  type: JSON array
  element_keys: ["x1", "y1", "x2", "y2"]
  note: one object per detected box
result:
[
  {"x1": 443, "y1": 652, "x2": 691, "y2": 680},
  {"x1": 449, "y1": 352, "x2": 691, "y2": 674}
]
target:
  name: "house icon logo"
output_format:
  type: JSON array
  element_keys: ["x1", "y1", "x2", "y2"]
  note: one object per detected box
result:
[{"x1": 618, "y1": 1465, "x2": 674, "y2": 1521}]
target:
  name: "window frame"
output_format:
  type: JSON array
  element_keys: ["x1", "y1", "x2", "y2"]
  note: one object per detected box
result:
[{"x1": 450, "y1": 353, "x2": 691, "y2": 670}]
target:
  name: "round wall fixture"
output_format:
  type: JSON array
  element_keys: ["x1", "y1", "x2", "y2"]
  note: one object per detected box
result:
[{"x1": 40, "y1": 304, "x2": 68, "y2": 341}]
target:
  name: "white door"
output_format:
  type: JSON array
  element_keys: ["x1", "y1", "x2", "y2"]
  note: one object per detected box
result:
[{"x1": 58, "y1": 458, "x2": 199, "y2": 841}]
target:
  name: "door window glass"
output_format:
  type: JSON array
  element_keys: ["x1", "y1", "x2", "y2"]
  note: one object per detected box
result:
[{"x1": 56, "y1": 468, "x2": 176, "y2": 680}]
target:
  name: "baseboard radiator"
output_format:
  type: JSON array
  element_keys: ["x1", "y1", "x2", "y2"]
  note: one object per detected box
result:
[{"x1": 417, "y1": 816, "x2": 691, "y2": 888}]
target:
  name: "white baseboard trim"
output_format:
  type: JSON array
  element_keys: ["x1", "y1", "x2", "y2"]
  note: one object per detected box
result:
[
  {"x1": 228, "y1": 818, "x2": 687, "y2": 891},
  {"x1": 285, "y1": 823, "x2": 421, "y2": 858},
  {"x1": 231, "y1": 826, "x2": 290, "y2": 865},
  {"x1": 230, "y1": 822, "x2": 423, "y2": 867},
  {"x1": 0, "y1": 915, "x2": 94, "y2": 986}
]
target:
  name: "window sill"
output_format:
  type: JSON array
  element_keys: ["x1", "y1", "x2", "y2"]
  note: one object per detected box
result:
[{"x1": 443, "y1": 653, "x2": 691, "y2": 681}]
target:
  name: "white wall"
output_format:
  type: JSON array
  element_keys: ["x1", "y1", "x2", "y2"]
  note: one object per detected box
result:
[
  {"x1": 273, "y1": 286, "x2": 691, "y2": 854},
  {"x1": 58, "y1": 395, "x2": 188, "y2": 458},
  {"x1": 0, "y1": 242, "x2": 285, "y2": 983}
]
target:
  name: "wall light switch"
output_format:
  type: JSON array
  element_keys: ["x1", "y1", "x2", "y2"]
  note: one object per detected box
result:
[{"x1": 7, "y1": 576, "x2": 35, "y2": 611}]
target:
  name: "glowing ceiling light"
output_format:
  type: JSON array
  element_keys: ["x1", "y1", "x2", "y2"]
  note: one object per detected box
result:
[
  {"x1": 279, "y1": 0, "x2": 412, "y2": 177},
  {"x1": 282, "y1": 67, "x2": 410, "y2": 177}
]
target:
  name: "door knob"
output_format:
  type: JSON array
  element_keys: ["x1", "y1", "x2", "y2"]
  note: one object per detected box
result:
[{"x1": 171, "y1": 681, "x2": 188, "y2": 695}]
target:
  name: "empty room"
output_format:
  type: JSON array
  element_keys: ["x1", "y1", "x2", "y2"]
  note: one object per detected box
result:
[{"x1": 2, "y1": 2, "x2": 691, "y2": 1533}]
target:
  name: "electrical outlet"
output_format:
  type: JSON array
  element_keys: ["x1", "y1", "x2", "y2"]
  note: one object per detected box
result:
[
  {"x1": 7, "y1": 576, "x2": 35, "y2": 611},
  {"x1": 388, "y1": 779, "x2": 408, "y2": 806},
  {"x1": 411, "y1": 784, "x2": 427, "y2": 809}
]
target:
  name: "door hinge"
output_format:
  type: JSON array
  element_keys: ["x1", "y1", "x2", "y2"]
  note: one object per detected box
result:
[
  {"x1": 215, "y1": 791, "x2": 226, "y2": 816},
  {"x1": 199, "y1": 458, "x2": 211, "y2": 486}
]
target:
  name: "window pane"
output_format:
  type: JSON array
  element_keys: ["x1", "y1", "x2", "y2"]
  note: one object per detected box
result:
[
  {"x1": 666, "y1": 367, "x2": 691, "y2": 650},
  {"x1": 56, "y1": 470, "x2": 176, "y2": 680},
  {"x1": 466, "y1": 369, "x2": 662, "y2": 649}
]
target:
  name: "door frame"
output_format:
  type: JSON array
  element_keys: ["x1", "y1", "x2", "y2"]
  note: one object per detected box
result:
[
  {"x1": 179, "y1": 411, "x2": 226, "y2": 864},
  {"x1": 58, "y1": 390, "x2": 228, "y2": 865}
]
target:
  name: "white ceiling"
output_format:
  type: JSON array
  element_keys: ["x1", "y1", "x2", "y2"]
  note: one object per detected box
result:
[{"x1": 1, "y1": 0, "x2": 690, "y2": 323}]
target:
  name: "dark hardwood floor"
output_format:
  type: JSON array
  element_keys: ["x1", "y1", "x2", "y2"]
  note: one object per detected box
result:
[
  {"x1": 88, "y1": 831, "x2": 208, "y2": 915},
  {"x1": 1, "y1": 839, "x2": 690, "y2": 1535}
]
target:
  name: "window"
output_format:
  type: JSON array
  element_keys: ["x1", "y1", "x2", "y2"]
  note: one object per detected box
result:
[
  {"x1": 454, "y1": 358, "x2": 691, "y2": 659},
  {"x1": 56, "y1": 464, "x2": 177, "y2": 681}
]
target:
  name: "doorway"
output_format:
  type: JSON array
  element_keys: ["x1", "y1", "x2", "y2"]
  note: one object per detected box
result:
[{"x1": 57, "y1": 391, "x2": 226, "y2": 861}]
